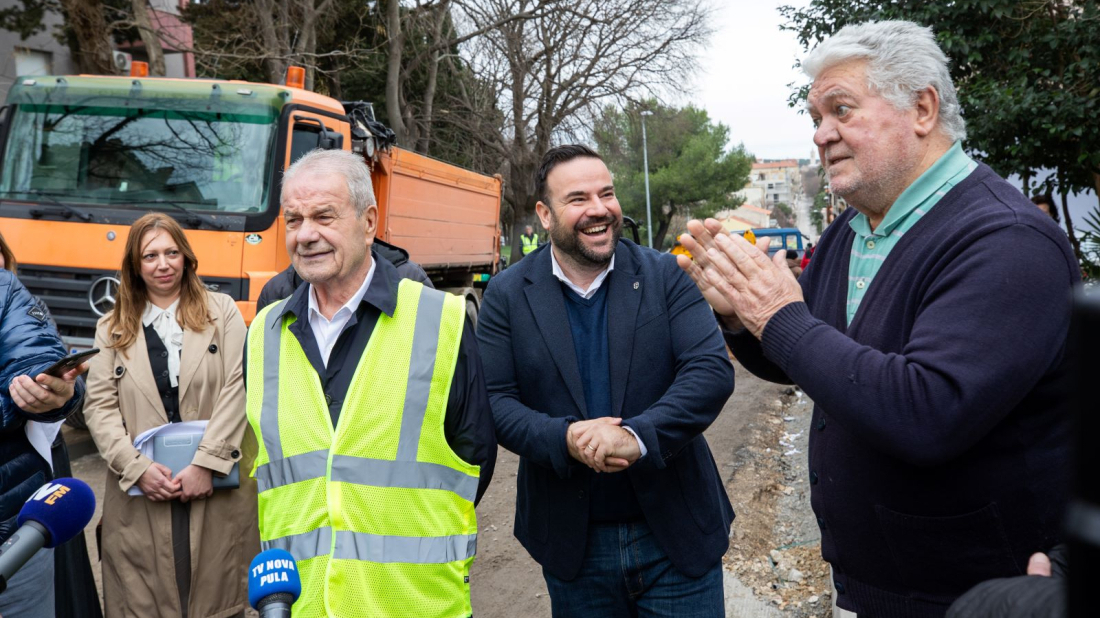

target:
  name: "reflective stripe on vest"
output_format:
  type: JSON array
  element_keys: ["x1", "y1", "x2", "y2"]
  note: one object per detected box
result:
[
  {"x1": 259, "y1": 297, "x2": 290, "y2": 462},
  {"x1": 262, "y1": 527, "x2": 333, "y2": 562},
  {"x1": 256, "y1": 452, "x2": 478, "y2": 503},
  {"x1": 333, "y1": 531, "x2": 476, "y2": 563},
  {"x1": 254, "y1": 449, "x2": 328, "y2": 493},
  {"x1": 396, "y1": 287, "x2": 445, "y2": 460},
  {"x1": 263, "y1": 528, "x2": 477, "y2": 564}
]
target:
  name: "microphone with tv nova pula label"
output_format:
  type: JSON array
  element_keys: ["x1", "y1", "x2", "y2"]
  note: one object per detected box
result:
[
  {"x1": 0, "y1": 477, "x2": 95, "y2": 594},
  {"x1": 249, "y1": 548, "x2": 302, "y2": 617}
]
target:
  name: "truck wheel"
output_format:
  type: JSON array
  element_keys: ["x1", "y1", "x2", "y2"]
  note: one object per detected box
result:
[{"x1": 466, "y1": 297, "x2": 478, "y2": 329}]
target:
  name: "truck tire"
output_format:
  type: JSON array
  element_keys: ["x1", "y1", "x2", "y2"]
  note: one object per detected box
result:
[{"x1": 465, "y1": 296, "x2": 478, "y2": 330}]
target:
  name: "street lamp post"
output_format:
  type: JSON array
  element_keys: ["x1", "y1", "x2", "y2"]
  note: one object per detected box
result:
[{"x1": 640, "y1": 110, "x2": 654, "y2": 248}]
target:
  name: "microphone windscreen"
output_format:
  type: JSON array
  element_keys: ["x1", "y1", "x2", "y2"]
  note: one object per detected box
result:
[
  {"x1": 248, "y1": 548, "x2": 302, "y2": 609},
  {"x1": 16, "y1": 477, "x2": 96, "y2": 548}
]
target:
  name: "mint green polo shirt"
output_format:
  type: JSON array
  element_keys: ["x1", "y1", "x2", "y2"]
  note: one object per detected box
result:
[{"x1": 846, "y1": 141, "x2": 977, "y2": 325}]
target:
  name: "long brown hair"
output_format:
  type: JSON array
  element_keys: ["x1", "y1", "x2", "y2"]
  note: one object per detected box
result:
[
  {"x1": 0, "y1": 230, "x2": 16, "y2": 272},
  {"x1": 106, "y1": 213, "x2": 210, "y2": 352}
]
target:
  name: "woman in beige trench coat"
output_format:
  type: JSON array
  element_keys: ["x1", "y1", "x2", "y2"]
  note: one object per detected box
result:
[{"x1": 84, "y1": 213, "x2": 259, "y2": 618}]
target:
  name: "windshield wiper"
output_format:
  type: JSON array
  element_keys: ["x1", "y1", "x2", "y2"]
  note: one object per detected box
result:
[
  {"x1": 123, "y1": 198, "x2": 226, "y2": 231},
  {"x1": 0, "y1": 190, "x2": 93, "y2": 222}
]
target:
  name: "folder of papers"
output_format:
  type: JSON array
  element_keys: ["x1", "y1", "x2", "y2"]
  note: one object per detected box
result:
[{"x1": 127, "y1": 421, "x2": 240, "y2": 496}]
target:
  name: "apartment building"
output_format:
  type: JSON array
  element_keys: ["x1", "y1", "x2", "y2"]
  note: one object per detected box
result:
[
  {"x1": 0, "y1": 0, "x2": 195, "y2": 100},
  {"x1": 748, "y1": 159, "x2": 802, "y2": 208}
]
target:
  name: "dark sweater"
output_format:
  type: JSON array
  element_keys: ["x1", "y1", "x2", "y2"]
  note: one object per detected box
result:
[
  {"x1": 561, "y1": 282, "x2": 642, "y2": 522},
  {"x1": 726, "y1": 163, "x2": 1079, "y2": 618}
]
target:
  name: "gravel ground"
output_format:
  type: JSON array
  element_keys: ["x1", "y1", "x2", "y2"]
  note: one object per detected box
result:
[{"x1": 723, "y1": 386, "x2": 832, "y2": 617}]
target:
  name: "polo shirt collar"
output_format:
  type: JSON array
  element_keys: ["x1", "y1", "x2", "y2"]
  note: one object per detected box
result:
[{"x1": 850, "y1": 140, "x2": 972, "y2": 237}]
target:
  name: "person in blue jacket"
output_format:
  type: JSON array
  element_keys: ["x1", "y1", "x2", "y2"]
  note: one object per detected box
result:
[{"x1": 0, "y1": 268, "x2": 87, "y2": 618}]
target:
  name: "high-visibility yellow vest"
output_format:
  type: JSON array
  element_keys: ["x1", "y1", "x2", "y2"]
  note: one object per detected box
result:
[
  {"x1": 520, "y1": 233, "x2": 539, "y2": 255},
  {"x1": 245, "y1": 279, "x2": 478, "y2": 618}
]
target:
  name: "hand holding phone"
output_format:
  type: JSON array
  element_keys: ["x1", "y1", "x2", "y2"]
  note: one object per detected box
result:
[
  {"x1": 42, "y1": 348, "x2": 99, "y2": 378},
  {"x1": 8, "y1": 349, "x2": 96, "y2": 414}
]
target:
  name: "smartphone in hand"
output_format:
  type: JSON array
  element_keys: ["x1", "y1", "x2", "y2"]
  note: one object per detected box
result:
[{"x1": 42, "y1": 348, "x2": 99, "y2": 378}]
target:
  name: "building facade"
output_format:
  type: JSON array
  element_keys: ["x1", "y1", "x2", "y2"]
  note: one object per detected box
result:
[
  {"x1": 0, "y1": 0, "x2": 195, "y2": 101},
  {"x1": 748, "y1": 159, "x2": 802, "y2": 208}
]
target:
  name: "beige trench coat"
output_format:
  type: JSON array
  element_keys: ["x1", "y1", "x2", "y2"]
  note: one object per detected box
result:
[{"x1": 84, "y1": 292, "x2": 259, "y2": 618}]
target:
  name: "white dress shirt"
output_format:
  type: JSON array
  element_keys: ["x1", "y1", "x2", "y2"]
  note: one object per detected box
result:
[
  {"x1": 548, "y1": 247, "x2": 646, "y2": 457},
  {"x1": 308, "y1": 260, "x2": 376, "y2": 366},
  {"x1": 550, "y1": 248, "x2": 615, "y2": 299},
  {"x1": 142, "y1": 299, "x2": 183, "y2": 387}
]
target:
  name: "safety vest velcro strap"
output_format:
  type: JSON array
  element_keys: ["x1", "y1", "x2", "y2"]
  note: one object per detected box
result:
[
  {"x1": 255, "y1": 449, "x2": 330, "y2": 493},
  {"x1": 263, "y1": 527, "x2": 332, "y2": 562},
  {"x1": 330, "y1": 455, "x2": 478, "y2": 503},
  {"x1": 333, "y1": 531, "x2": 477, "y2": 564}
]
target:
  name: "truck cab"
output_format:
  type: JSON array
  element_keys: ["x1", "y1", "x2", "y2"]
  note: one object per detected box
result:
[{"x1": 0, "y1": 73, "x2": 500, "y2": 350}]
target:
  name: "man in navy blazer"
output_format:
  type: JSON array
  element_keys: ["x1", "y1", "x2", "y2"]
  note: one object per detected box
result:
[{"x1": 477, "y1": 145, "x2": 735, "y2": 617}]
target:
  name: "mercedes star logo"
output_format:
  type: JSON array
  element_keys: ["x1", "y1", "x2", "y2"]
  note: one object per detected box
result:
[{"x1": 88, "y1": 276, "x2": 121, "y2": 317}]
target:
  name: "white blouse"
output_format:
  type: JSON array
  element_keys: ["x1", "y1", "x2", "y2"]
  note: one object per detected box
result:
[{"x1": 142, "y1": 299, "x2": 183, "y2": 387}]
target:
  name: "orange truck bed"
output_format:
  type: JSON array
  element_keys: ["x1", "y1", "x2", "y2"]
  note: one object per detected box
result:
[{"x1": 373, "y1": 148, "x2": 502, "y2": 274}]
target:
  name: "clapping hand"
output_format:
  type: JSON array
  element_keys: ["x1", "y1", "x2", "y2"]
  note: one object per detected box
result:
[{"x1": 676, "y1": 218, "x2": 803, "y2": 339}]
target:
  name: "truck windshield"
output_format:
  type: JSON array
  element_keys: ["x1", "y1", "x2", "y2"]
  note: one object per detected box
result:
[{"x1": 0, "y1": 77, "x2": 284, "y2": 214}]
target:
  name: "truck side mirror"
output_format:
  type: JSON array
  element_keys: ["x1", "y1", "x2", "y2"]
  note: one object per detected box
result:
[{"x1": 292, "y1": 116, "x2": 344, "y2": 153}]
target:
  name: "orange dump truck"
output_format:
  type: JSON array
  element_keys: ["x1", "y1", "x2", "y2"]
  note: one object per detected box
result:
[{"x1": 0, "y1": 73, "x2": 501, "y2": 350}]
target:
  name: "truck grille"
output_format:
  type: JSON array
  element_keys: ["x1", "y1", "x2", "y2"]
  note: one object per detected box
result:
[
  {"x1": 18, "y1": 265, "x2": 248, "y2": 345},
  {"x1": 19, "y1": 265, "x2": 107, "y2": 342}
]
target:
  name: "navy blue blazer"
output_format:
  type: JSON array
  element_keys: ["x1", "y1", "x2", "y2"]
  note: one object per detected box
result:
[{"x1": 477, "y1": 239, "x2": 736, "y2": 580}]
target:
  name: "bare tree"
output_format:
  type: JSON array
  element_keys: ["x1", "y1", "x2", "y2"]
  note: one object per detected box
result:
[
  {"x1": 252, "y1": 0, "x2": 337, "y2": 88},
  {"x1": 59, "y1": 0, "x2": 116, "y2": 74},
  {"x1": 129, "y1": 0, "x2": 166, "y2": 75},
  {"x1": 383, "y1": 0, "x2": 555, "y2": 153},
  {"x1": 447, "y1": 0, "x2": 712, "y2": 264},
  {"x1": 185, "y1": 0, "x2": 342, "y2": 89}
]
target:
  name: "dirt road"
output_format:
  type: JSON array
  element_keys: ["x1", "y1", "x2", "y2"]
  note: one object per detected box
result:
[{"x1": 68, "y1": 360, "x2": 828, "y2": 617}]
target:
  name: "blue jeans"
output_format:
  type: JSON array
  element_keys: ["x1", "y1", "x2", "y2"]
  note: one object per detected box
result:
[{"x1": 542, "y1": 521, "x2": 724, "y2": 618}]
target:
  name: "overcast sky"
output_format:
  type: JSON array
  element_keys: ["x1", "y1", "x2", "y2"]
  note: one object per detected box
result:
[
  {"x1": 696, "y1": 0, "x2": 812, "y2": 162},
  {"x1": 691, "y1": 0, "x2": 1097, "y2": 225}
]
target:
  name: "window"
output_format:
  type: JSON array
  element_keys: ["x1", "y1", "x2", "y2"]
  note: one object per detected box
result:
[
  {"x1": 773, "y1": 194, "x2": 779, "y2": 201},
  {"x1": 13, "y1": 48, "x2": 52, "y2": 77},
  {"x1": 2, "y1": 102, "x2": 277, "y2": 213},
  {"x1": 758, "y1": 173, "x2": 765, "y2": 180}
]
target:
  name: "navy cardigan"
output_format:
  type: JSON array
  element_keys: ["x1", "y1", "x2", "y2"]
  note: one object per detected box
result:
[{"x1": 727, "y1": 164, "x2": 1080, "y2": 618}]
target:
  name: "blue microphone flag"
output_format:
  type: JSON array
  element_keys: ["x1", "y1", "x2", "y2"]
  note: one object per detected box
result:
[
  {"x1": 16, "y1": 477, "x2": 95, "y2": 548},
  {"x1": 248, "y1": 548, "x2": 302, "y2": 609}
]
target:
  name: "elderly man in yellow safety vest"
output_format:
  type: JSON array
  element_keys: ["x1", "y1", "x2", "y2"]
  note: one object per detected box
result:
[{"x1": 245, "y1": 148, "x2": 496, "y2": 618}]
